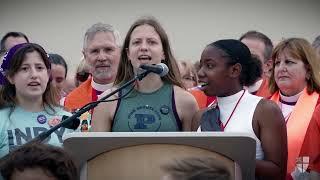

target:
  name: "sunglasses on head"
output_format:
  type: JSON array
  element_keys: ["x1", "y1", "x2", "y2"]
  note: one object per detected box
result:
[{"x1": 76, "y1": 71, "x2": 90, "y2": 82}]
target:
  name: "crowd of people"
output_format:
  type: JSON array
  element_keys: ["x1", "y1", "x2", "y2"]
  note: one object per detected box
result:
[{"x1": 0, "y1": 16, "x2": 319, "y2": 180}]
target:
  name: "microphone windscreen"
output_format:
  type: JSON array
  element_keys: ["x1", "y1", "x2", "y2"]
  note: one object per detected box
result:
[
  {"x1": 61, "y1": 115, "x2": 80, "y2": 130},
  {"x1": 158, "y1": 63, "x2": 169, "y2": 77}
]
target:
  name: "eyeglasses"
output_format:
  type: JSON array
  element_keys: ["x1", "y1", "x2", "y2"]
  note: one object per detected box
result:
[{"x1": 76, "y1": 71, "x2": 90, "y2": 82}]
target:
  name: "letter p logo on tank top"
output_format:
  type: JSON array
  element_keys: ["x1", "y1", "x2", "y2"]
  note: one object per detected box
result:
[
  {"x1": 134, "y1": 114, "x2": 155, "y2": 129},
  {"x1": 128, "y1": 105, "x2": 162, "y2": 131}
]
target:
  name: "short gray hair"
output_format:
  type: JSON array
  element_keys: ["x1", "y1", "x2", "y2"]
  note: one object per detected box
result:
[{"x1": 83, "y1": 23, "x2": 122, "y2": 49}]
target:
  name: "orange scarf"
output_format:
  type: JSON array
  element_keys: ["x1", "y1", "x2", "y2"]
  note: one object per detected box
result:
[
  {"x1": 64, "y1": 77, "x2": 93, "y2": 111},
  {"x1": 271, "y1": 88, "x2": 319, "y2": 173}
]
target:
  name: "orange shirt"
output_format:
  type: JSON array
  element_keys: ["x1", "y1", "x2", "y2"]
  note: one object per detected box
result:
[{"x1": 64, "y1": 78, "x2": 92, "y2": 112}]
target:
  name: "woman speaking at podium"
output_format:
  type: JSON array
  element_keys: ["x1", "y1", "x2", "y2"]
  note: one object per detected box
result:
[{"x1": 91, "y1": 16, "x2": 198, "y2": 132}]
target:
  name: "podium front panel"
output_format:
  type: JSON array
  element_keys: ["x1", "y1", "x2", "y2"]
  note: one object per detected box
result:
[
  {"x1": 88, "y1": 144, "x2": 236, "y2": 180},
  {"x1": 63, "y1": 132, "x2": 256, "y2": 179}
]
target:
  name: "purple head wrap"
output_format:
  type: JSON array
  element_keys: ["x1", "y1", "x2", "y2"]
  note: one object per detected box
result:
[{"x1": 0, "y1": 43, "x2": 29, "y2": 85}]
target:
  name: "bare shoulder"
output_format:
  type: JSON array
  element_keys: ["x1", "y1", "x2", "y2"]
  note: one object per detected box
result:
[
  {"x1": 97, "y1": 88, "x2": 119, "y2": 116},
  {"x1": 191, "y1": 108, "x2": 207, "y2": 131},
  {"x1": 98, "y1": 86, "x2": 120, "y2": 100},
  {"x1": 173, "y1": 86, "x2": 197, "y2": 105},
  {"x1": 255, "y1": 98, "x2": 284, "y2": 125},
  {"x1": 194, "y1": 108, "x2": 207, "y2": 119},
  {"x1": 256, "y1": 98, "x2": 281, "y2": 114},
  {"x1": 173, "y1": 86, "x2": 199, "y2": 113},
  {"x1": 173, "y1": 85, "x2": 199, "y2": 131},
  {"x1": 92, "y1": 88, "x2": 119, "y2": 131}
]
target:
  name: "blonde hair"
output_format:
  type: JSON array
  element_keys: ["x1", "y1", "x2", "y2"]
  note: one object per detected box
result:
[
  {"x1": 179, "y1": 60, "x2": 199, "y2": 87},
  {"x1": 74, "y1": 57, "x2": 90, "y2": 87},
  {"x1": 269, "y1": 38, "x2": 320, "y2": 94}
]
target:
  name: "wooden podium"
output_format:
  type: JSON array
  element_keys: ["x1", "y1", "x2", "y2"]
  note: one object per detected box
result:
[{"x1": 63, "y1": 132, "x2": 256, "y2": 180}]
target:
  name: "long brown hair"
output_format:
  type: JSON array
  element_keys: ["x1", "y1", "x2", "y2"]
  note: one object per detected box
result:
[
  {"x1": 269, "y1": 38, "x2": 320, "y2": 94},
  {"x1": 114, "y1": 16, "x2": 183, "y2": 88},
  {"x1": 0, "y1": 43, "x2": 59, "y2": 115}
]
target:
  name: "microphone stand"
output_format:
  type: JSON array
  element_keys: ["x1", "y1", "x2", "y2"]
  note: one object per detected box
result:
[{"x1": 28, "y1": 70, "x2": 151, "y2": 144}]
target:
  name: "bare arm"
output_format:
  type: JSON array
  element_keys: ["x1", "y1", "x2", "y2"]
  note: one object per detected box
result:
[
  {"x1": 174, "y1": 87, "x2": 199, "y2": 131},
  {"x1": 191, "y1": 109, "x2": 206, "y2": 131},
  {"x1": 253, "y1": 99, "x2": 287, "y2": 180},
  {"x1": 91, "y1": 102, "x2": 112, "y2": 131},
  {"x1": 91, "y1": 89, "x2": 118, "y2": 132}
]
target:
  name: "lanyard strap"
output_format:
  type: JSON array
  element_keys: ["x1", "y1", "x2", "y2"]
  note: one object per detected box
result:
[{"x1": 218, "y1": 90, "x2": 246, "y2": 131}]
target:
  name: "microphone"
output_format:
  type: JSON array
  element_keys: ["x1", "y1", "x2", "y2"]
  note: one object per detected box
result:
[
  {"x1": 139, "y1": 63, "x2": 169, "y2": 77},
  {"x1": 61, "y1": 115, "x2": 80, "y2": 130}
]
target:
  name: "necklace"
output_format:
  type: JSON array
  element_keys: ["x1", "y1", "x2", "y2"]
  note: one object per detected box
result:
[{"x1": 217, "y1": 90, "x2": 246, "y2": 131}]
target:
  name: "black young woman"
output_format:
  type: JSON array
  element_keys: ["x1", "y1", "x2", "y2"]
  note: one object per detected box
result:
[{"x1": 192, "y1": 39, "x2": 287, "y2": 179}]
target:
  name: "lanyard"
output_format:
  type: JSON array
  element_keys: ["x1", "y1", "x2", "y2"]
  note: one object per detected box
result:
[{"x1": 217, "y1": 90, "x2": 246, "y2": 131}]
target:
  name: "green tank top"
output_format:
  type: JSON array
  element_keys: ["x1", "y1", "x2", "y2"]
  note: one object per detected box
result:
[{"x1": 112, "y1": 83, "x2": 182, "y2": 132}]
